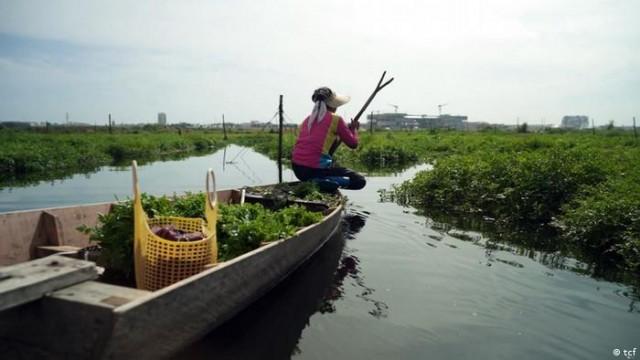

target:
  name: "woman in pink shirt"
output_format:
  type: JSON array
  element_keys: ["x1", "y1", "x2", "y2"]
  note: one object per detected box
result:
[{"x1": 291, "y1": 87, "x2": 366, "y2": 190}]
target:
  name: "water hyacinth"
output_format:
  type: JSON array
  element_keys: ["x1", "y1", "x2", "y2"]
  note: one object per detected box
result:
[{"x1": 78, "y1": 192, "x2": 323, "y2": 284}]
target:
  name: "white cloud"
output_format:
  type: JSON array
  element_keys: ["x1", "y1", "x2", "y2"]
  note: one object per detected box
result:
[{"x1": 0, "y1": 0, "x2": 638, "y2": 125}]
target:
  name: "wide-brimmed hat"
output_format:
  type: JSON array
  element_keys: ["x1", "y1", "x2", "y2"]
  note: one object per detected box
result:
[{"x1": 312, "y1": 87, "x2": 351, "y2": 108}]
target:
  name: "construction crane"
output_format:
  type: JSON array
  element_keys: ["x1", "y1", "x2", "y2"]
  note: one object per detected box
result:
[
  {"x1": 388, "y1": 104, "x2": 399, "y2": 113},
  {"x1": 438, "y1": 103, "x2": 447, "y2": 116}
]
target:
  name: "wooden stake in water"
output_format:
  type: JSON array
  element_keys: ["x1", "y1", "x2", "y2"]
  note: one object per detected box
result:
[
  {"x1": 222, "y1": 146, "x2": 227, "y2": 171},
  {"x1": 370, "y1": 110, "x2": 374, "y2": 134},
  {"x1": 278, "y1": 95, "x2": 284, "y2": 184},
  {"x1": 222, "y1": 114, "x2": 228, "y2": 140}
]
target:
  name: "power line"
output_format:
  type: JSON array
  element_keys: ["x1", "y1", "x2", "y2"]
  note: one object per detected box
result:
[
  {"x1": 230, "y1": 162, "x2": 259, "y2": 184},
  {"x1": 282, "y1": 111, "x2": 296, "y2": 124},
  {"x1": 227, "y1": 147, "x2": 249, "y2": 164},
  {"x1": 240, "y1": 156, "x2": 263, "y2": 183},
  {"x1": 260, "y1": 111, "x2": 280, "y2": 131}
]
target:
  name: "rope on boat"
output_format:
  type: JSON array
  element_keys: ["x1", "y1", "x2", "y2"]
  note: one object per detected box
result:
[
  {"x1": 228, "y1": 147, "x2": 249, "y2": 164},
  {"x1": 240, "y1": 156, "x2": 264, "y2": 183}
]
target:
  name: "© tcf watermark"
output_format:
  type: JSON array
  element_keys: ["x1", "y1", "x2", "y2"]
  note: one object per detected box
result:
[{"x1": 613, "y1": 347, "x2": 637, "y2": 359}]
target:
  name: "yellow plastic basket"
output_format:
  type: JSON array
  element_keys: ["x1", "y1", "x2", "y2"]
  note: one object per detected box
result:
[{"x1": 132, "y1": 161, "x2": 218, "y2": 291}]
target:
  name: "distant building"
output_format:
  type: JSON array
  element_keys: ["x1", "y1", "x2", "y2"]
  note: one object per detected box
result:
[
  {"x1": 561, "y1": 115, "x2": 589, "y2": 129},
  {"x1": 465, "y1": 121, "x2": 493, "y2": 131},
  {"x1": 367, "y1": 112, "x2": 468, "y2": 130},
  {"x1": 0, "y1": 121, "x2": 32, "y2": 129},
  {"x1": 413, "y1": 114, "x2": 467, "y2": 130},
  {"x1": 158, "y1": 112, "x2": 167, "y2": 126},
  {"x1": 367, "y1": 113, "x2": 416, "y2": 129}
]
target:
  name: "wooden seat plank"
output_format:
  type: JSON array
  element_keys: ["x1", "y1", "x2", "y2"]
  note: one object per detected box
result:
[{"x1": 0, "y1": 255, "x2": 98, "y2": 311}]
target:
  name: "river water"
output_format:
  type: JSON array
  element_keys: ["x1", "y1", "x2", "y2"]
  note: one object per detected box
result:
[
  {"x1": 1, "y1": 146, "x2": 638, "y2": 359},
  {"x1": 0, "y1": 145, "x2": 297, "y2": 212}
]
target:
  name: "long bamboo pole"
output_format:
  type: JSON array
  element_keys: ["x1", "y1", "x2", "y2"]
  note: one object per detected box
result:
[
  {"x1": 278, "y1": 95, "x2": 283, "y2": 184},
  {"x1": 222, "y1": 114, "x2": 228, "y2": 140},
  {"x1": 329, "y1": 71, "x2": 394, "y2": 156}
]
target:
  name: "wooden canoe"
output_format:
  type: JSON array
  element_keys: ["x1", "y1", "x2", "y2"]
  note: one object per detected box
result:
[{"x1": 0, "y1": 188, "x2": 343, "y2": 359}]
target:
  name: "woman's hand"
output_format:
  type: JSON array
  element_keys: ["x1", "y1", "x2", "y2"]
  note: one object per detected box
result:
[{"x1": 350, "y1": 118, "x2": 360, "y2": 130}]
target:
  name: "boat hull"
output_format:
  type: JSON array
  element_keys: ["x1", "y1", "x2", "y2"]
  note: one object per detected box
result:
[{"x1": 0, "y1": 189, "x2": 343, "y2": 359}]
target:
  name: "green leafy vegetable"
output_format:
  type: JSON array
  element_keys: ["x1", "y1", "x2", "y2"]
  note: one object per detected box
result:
[{"x1": 78, "y1": 192, "x2": 323, "y2": 284}]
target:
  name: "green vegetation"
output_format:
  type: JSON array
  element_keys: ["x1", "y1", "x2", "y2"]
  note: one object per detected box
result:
[
  {"x1": 392, "y1": 131, "x2": 640, "y2": 274},
  {"x1": 0, "y1": 129, "x2": 224, "y2": 188},
  {"x1": 78, "y1": 192, "x2": 323, "y2": 284},
  {"x1": 232, "y1": 130, "x2": 421, "y2": 170},
  {"x1": 5, "y1": 126, "x2": 639, "y2": 275},
  {"x1": 234, "y1": 128, "x2": 638, "y2": 275},
  {"x1": 217, "y1": 202, "x2": 322, "y2": 260},
  {"x1": 248, "y1": 181, "x2": 344, "y2": 209}
]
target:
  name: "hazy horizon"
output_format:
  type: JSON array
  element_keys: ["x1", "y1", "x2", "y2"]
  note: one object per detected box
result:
[{"x1": 1, "y1": 0, "x2": 638, "y2": 126}]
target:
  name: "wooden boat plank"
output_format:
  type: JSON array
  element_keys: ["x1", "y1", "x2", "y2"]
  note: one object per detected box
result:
[
  {"x1": 0, "y1": 288, "x2": 116, "y2": 359},
  {"x1": 0, "y1": 255, "x2": 98, "y2": 312},
  {"x1": 0, "y1": 210, "x2": 43, "y2": 266},
  {"x1": 0, "y1": 203, "x2": 112, "y2": 266},
  {"x1": 50, "y1": 281, "x2": 151, "y2": 309},
  {"x1": 36, "y1": 245, "x2": 82, "y2": 258}
]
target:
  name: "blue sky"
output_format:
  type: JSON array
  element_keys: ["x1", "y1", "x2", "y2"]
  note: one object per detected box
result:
[{"x1": 0, "y1": 0, "x2": 638, "y2": 126}]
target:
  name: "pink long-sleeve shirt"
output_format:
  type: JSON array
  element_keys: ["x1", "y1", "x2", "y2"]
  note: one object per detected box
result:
[{"x1": 292, "y1": 112, "x2": 358, "y2": 168}]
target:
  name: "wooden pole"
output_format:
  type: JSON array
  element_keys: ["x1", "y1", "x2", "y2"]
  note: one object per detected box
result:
[
  {"x1": 278, "y1": 95, "x2": 283, "y2": 184},
  {"x1": 370, "y1": 111, "x2": 374, "y2": 134},
  {"x1": 222, "y1": 146, "x2": 227, "y2": 171},
  {"x1": 634, "y1": 116, "x2": 638, "y2": 143},
  {"x1": 108, "y1": 113, "x2": 112, "y2": 134},
  {"x1": 592, "y1": 118, "x2": 595, "y2": 135},
  {"x1": 222, "y1": 114, "x2": 228, "y2": 140},
  {"x1": 328, "y1": 71, "x2": 394, "y2": 156}
]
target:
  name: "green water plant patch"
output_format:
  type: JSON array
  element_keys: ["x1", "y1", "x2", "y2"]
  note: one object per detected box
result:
[
  {"x1": 392, "y1": 132, "x2": 640, "y2": 274},
  {"x1": 78, "y1": 192, "x2": 324, "y2": 285}
]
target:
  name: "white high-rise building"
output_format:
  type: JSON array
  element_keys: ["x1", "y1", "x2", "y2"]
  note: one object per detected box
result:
[
  {"x1": 158, "y1": 112, "x2": 167, "y2": 126},
  {"x1": 561, "y1": 115, "x2": 589, "y2": 129}
]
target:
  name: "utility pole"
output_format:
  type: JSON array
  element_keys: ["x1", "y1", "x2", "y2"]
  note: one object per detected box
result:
[
  {"x1": 592, "y1": 118, "x2": 596, "y2": 135},
  {"x1": 222, "y1": 146, "x2": 227, "y2": 171},
  {"x1": 108, "y1": 113, "x2": 112, "y2": 134},
  {"x1": 222, "y1": 114, "x2": 228, "y2": 140},
  {"x1": 370, "y1": 110, "x2": 374, "y2": 134},
  {"x1": 438, "y1": 103, "x2": 447, "y2": 116},
  {"x1": 278, "y1": 95, "x2": 283, "y2": 184},
  {"x1": 634, "y1": 116, "x2": 637, "y2": 143}
]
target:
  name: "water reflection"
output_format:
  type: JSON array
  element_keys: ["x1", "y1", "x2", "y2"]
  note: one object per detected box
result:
[
  {"x1": 172, "y1": 230, "x2": 346, "y2": 360},
  {"x1": 172, "y1": 205, "x2": 395, "y2": 359},
  {"x1": 380, "y1": 188, "x2": 640, "y2": 288},
  {"x1": 0, "y1": 148, "x2": 222, "y2": 190},
  {"x1": 378, "y1": 191, "x2": 640, "y2": 319},
  {"x1": 0, "y1": 145, "x2": 297, "y2": 213},
  {"x1": 318, "y1": 210, "x2": 389, "y2": 319}
]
